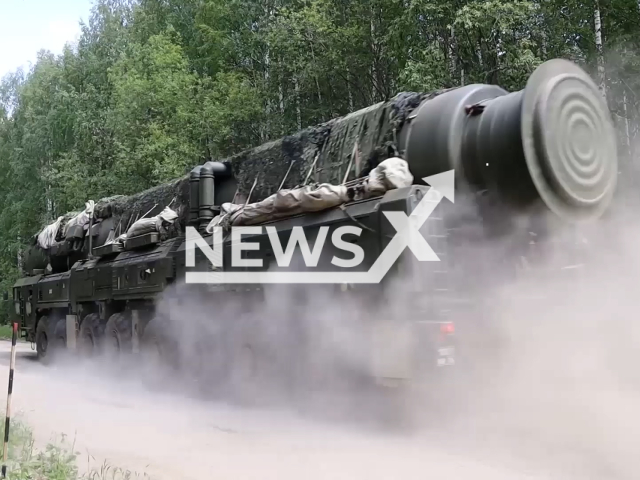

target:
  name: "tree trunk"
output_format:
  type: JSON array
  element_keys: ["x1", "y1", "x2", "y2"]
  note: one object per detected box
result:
[
  {"x1": 278, "y1": 56, "x2": 285, "y2": 118},
  {"x1": 308, "y1": 42, "x2": 323, "y2": 112},
  {"x1": 370, "y1": 12, "x2": 378, "y2": 102},
  {"x1": 263, "y1": 45, "x2": 272, "y2": 141},
  {"x1": 293, "y1": 75, "x2": 302, "y2": 130},
  {"x1": 262, "y1": 1, "x2": 275, "y2": 141},
  {"x1": 278, "y1": 70, "x2": 285, "y2": 135},
  {"x1": 623, "y1": 87, "x2": 631, "y2": 157},
  {"x1": 476, "y1": 45, "x2": 483, "y2": 69},
  {"x1": 17, "y1": 236, "x2": 22, "y2": 272},
  {"x1": 594, "y1": 2, "x2": 606, "y2": 98},
  {"x1": 448, "y1": 25, "x2": 457, "y2": 85},
  {"x1": 346, "y1": 65, "x2": 354, "y2": 111}
]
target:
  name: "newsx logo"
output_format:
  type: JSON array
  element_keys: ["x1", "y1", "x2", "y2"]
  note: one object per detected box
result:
[
  {"x1": 186, "y1": 224, "x2": 366, "y2": 270},
  {"x1": 184, "y1": 170, "x2": 455, "y2": 284}
]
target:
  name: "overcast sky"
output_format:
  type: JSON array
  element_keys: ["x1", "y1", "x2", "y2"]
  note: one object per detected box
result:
[{"x1": 1, "y1": 0, "x2": 94, "y2": 79}]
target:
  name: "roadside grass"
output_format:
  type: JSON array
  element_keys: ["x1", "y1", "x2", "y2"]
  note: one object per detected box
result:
[
  {"x1": 0, "y1": 325, "x2": 14, "y2": 341},
  {"x1": 0, "y1": 325, "x2": 25, "y2": 343},
  {"x1": 1, "y1": 415, "x2": 150, "y2": 479}
]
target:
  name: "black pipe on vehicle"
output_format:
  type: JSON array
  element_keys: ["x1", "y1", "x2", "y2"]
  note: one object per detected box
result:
[
  {"x1": 189, "y1": 166, "x2": 202, "y2": 227},
  {"x1": 198, "y1": 161, "x2": 235, "y2": 232},
  {"x1": 198, "y1": 163, "x2": 215, "y2": 232}
]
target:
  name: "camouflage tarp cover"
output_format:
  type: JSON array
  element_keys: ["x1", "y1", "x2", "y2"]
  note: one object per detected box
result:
[{"x1": 35, "y1": 90, "x2": 442, "y2": 252}]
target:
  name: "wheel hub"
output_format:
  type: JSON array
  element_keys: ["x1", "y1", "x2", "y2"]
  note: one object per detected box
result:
[
  {"x1": 38, "y1": 332, "x2": 48, "y2": 354},
  {"x1": 109, "y1": 329, "x2": 120, "y2": 351}
]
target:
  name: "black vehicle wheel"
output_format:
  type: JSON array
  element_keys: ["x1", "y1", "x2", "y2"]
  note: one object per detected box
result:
[
  {"x1": 232, "y1": 344, "x2": 257, "y2": 385},
  {"x1": 35, "y1": 315, "x2": 53, "y2": 364},
  {"x1": 103, "y1": 313, "x2": 132, "y2": 358},
  {"x1": 53, "y1": 318, "x2": 67, "y2": 350},
  {"x1": 78, "y1": 313, "x2": 104, "y2": 357},
  {"x1": 140, "y1": 318, "x2": 180, "y2": 370},
  {"x1": 227, "y1": 320, "x2": 261, "y2": 405}
]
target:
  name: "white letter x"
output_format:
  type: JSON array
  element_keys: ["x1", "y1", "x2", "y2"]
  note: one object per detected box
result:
[{"x1": 381, "y1": 191, "x2": 442, "y2": 262}]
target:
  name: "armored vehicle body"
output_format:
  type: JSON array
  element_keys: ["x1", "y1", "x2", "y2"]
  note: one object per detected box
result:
[{"x1": 10, "y1": 58, "x2": 618, "y2": 394}]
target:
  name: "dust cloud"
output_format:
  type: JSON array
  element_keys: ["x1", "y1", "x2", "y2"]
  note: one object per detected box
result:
[
  {"x1": 29, "y1": 181, "x2": 639, "y2": 479},
  {"x1": 14, "y1": 149, "x2": 640, "y2": 478}
]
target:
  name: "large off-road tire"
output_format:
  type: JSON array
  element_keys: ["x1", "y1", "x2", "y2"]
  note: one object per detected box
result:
[
  {"x1": 103, "y1": 312, "x2": 132, "y2": 358},
  {"x1": 78, "y1": 313, "x2": 104, "y2": 357},
  {"x1": 35, "y1": 315, "x2": 53, "y2": 364},
  {"x1": 35, "y1": 315, "x2": 67, "y2": 364},
  {"x1": 140, "y1": 318, "x2": 180, "y2": 371},
  {"x1": 226, "y1": 317, "x2": 262, "y2": 406},
  {"x1": 230, "y1": 343, "x2": 259, "y2": 401},
  {"x1": 52, "y1": 318, "x2": 67, "y2": 350}
]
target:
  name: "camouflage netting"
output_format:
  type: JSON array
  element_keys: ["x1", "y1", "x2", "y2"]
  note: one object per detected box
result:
[{"x1": 34, "y1": 90, "x2": 444, "y2": 254}]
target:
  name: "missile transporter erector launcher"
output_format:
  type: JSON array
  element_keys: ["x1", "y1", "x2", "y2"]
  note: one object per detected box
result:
[{"x1": 10, "y1": 59, "x2": 618, "y2": 393}]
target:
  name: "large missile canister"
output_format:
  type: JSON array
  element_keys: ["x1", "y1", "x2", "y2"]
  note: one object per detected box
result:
[{"x1": 398, "y1": 59, "x2": 617, "y2": 222}]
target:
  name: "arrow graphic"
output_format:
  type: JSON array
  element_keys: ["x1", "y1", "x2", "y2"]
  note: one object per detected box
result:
[{"x1": 423, "y1": 170, "x2": 455, "y2": 203}]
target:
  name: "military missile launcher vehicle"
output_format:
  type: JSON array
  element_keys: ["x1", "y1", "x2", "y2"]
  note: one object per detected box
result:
[{"x1": 9, "y1": 59, "x2": 618, "y2": 393}]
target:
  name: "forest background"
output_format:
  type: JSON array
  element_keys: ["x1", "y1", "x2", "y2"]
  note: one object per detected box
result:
[{"x1": 0, "y1": 0, "x2": 638, "y2": 320}]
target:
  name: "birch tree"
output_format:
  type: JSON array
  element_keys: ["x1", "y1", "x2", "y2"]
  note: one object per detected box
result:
[{"x1": 594, "y1": 1, "x2": 607, "y2": 97}]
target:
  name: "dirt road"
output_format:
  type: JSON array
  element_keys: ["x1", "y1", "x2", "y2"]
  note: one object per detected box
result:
[{"x1": 0, "y1": 340, "x2": 635, "y2": 480}]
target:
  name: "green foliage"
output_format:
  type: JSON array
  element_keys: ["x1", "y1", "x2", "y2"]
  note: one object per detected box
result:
[
  {"x1": 399, "y1": 45, "x2": 450, "y2": 92},
  {"x1": 107, "y1": 32, "x2": 202, "y2": 190},
  {"x1": 199, "y1": 71, "x2": 265, "y2": 157},
  {"x1": 0, "y1": 416, "x2": 149, "y2": 479},
  {"x1": 0, "y1": 325, "x2": 16, "y2": 340}
]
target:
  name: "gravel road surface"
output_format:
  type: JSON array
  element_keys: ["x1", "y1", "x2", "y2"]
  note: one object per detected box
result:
[{"x1": 0, "y1": 339, "x2": 636, "y2": 480}]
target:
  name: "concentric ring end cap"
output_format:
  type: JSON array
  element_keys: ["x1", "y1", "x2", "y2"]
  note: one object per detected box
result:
[{"x1": 521, "y1": 58, "x2": 618, "y2": 222}]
